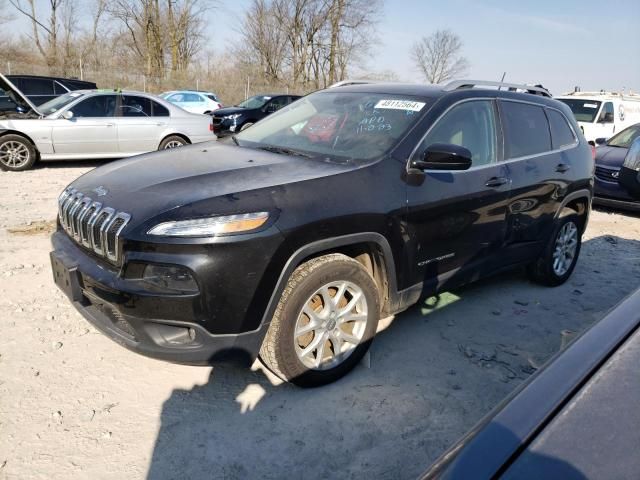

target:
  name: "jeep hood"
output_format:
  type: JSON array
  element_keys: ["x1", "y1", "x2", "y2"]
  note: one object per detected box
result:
[
  {"x1": 0, "y1": 73, "x2": 43, "y2": 116},
  {"x1": 69, "y1": 141, "x2": 358, "y2": 221}
]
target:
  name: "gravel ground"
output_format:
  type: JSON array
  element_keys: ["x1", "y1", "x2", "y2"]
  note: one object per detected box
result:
[{"x1": 1, "y1": 161, "x2": 640, "y2": 480}]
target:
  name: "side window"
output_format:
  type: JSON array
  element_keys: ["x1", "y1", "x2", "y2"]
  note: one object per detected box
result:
[
  {"x1": 183, "y1": 93, "x2": 202, "y2": 102},
  {"x1": 71, "y1": 95, "x2": 117, "y2": 117},
  {"x1": 151, "y1": 100, "x2": 169, "y2": 117},
  {"x1": 547, "y1": 109, "x2": 576, "y2": 148},
  {"x1": 418, "y1": 100, "x2": 497, "y2": 167},
  {"x1": 167, "y1": 93, "x2": 184, "y2": 102},
  {"x1": 267, "y1": 97, "x2": 288, "y2": 112},
  {"x1": 501, "y1": 101, "x2": 551, "y2": 158},
  {"x1": 120, "y1": 96, "x2": 152, "y2": 117},
  {"x1": 599, "y1": 102, "x2": 614, "y2": 122},
  {"x1": 21, "y1": 78, "x2": 55, "y2": 95}
]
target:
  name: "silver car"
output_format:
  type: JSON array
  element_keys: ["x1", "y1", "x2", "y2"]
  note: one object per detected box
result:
[{"x1": 0, "y1": 73, "x2": 214, "y2": 171}]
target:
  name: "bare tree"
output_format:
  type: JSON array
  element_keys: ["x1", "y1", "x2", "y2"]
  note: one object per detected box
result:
[
  {"x1": 411, "y1": 29, "x2": 469, "y2": 84},
  {"x1": 8, "y1": 0, "x2": 69, "y2": 73}
]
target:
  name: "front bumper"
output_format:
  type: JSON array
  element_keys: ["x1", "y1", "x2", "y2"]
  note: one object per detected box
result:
[
  {"x1": 211, "y1": 117, "x2": 241, "y2": 137},
  {"x1": 50, "y1": 231, "x2": 276, "y2": 365}
]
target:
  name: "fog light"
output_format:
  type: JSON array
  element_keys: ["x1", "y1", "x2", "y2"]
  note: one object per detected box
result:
[{"x1": 142, "y1": 264, "x2": 199, "y2": 294}]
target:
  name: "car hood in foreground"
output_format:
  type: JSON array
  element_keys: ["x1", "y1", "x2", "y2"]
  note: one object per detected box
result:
[
  {"x1": 0, "y1": 73, "x2": 43, "y2": 116},
  {"x1": 69, "y1": 142, "x2": 358, "y2": 226},
  {"x1": 595, "y1": 145, "x2": 629, "y2": 169}
]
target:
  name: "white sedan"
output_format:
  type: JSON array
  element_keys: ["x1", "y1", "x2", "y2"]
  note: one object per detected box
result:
[{"x1": 0, "y1": 74, "x2": 215, "y2": 171}]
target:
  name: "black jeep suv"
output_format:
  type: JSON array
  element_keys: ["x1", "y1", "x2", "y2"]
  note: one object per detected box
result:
[{"x1": 50, "y1": 80, "x2": 593, "y2": 386}]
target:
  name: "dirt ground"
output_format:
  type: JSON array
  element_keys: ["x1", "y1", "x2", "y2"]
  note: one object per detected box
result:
[{"x1": 1, "y1": 161, "x2": 639, "y2": 480}]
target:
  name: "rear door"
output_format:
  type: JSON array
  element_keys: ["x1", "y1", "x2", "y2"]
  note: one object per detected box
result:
[
  {"x1": 116, "y1": 95, "x2": 168, "y2": 153},
  {"x1": 51, "y1": 94, "x2": 119, "y2": 155},
  {"x1": 500, "y1": 100, "x2": 578, "y2": 262},
  {"x1": 405, "y1": 99, "x2": 511, "y2": 289}
]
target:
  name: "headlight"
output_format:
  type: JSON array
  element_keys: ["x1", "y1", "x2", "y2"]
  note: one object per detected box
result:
[
  {"x1": 622, "y1": 138, "x2": 640, "y2": 171},
  {"x1": 148, "y1": 212, "x2": 269, "y2": 237},
  {"x1": 223, "y1": 113, "x2": 242, "y2": 121}
]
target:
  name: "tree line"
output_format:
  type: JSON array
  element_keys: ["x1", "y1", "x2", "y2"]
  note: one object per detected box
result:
[{"x1": 0, "y1": 0, "x2": 469, "y2": 103}]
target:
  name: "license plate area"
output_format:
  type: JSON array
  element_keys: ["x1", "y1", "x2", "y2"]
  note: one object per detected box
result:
[{"x1": 50, "y1": 252, "x2": 83, "y2": 302}]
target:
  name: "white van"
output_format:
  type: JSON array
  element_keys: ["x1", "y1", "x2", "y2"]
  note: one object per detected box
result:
[{"x1": 556, "y1": 91, "x2": 640, "y2": 144}]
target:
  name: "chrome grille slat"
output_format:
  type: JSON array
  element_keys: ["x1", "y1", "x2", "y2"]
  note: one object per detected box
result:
[{"x1": 57, "y1": 187, "x2": 131, "y2": 264}]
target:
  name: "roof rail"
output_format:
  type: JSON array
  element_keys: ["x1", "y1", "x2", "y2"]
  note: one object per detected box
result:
[
  {"x1": 327, "y1": 79, "x2": 380, "y2": 88},
  {"x1": 444, "y1": 80, "x2": 552, "y2": 97}
]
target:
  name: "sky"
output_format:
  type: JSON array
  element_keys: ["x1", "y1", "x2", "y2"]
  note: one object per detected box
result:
[{"x1": 7, "y1": 0, "x2": 640, "y2": 96}]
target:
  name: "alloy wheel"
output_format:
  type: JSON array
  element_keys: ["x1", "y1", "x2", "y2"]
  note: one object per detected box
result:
[
  {"x1": 552, "y1": 221, "x2": 578, "y2": 276},
  {"x1": 164, "y1": 140, "x2": 184, "y2": 149},
  {"x1": 294, "y1": 281, "x2": 368, "y2": 370},
  {"x1": 0, "y1": 141, "x2": 30, "y2": 168}
]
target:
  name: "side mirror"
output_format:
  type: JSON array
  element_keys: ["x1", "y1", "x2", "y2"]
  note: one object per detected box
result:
[
  {"x1": 595, "y1": 137, "x2": 607, "y2": 146},
  {"x1": 62, "y1": 110, "x2": 74, "y2": 120},
  {"x1": 410, "y1": 143, "x2": 473, "y2": 171},
  {"x1": 600, "y1": 112, "x2": 614, "y2": 123}
]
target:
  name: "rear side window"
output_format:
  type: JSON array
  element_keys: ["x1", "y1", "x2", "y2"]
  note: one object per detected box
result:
[
  {"x1": 21, "y1": 78, "x2": 55, "y2": 95},
  {"x1": 120, "y1": 95, "x2": 152, "y2": 116},
  {"x1": 501, "y1": 101, "x2": 551, "y2": 158},
  {"x1": 547, "y1": 109, "x2": 576, "y2": 148}
]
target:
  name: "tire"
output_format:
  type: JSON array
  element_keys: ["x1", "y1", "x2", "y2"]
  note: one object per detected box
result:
[
  {"x1": 0, "y1": 134, "x2": 37, "y2": 171},
  {"x1": 240, "y1": 122, "x2": 254, "y2": 131},
  {"x1": 259, "y1": 253, "x2": 380, "y2": 387},
  {"x1": 527, "y1": 213, "x2": 582, "y2": 286},
  {"x1": 158, "y1": 135, "x2": 188, "y2": 150}
]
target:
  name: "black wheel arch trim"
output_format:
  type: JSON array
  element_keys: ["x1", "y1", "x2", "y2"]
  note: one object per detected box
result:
[
  {"x1": 258, "y1": 233, "x2": 400, "y2": 331},
  {"x1": 555, "y1": 188, "x2": 592, "y2": 228}
]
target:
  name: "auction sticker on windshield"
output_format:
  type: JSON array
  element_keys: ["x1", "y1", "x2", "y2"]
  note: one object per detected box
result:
[{"x1": 375, "y1": 99, "x2": 426, "y2": 111}]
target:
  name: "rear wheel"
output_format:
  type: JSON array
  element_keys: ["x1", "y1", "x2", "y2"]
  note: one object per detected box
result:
[
  {"x1": 259, "y1": 254, "x2": 380, "y2": 387},
  {"x1": 159, "y1": 135, "x2": 188, "y2": 150},
  {"x1": 0, "y1": 134, "x2": 37, "y2": 171},
  {"x1": 527, "y1": 213, "x2": 582, "y2": 286}
]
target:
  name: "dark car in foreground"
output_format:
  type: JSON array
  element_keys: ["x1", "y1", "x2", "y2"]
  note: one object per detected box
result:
[
  {"x1": 0, "y1": 74, "x2": 97, "y2": 111},
  {"x1": 593, "y1": 122, "x2": 640, "y2": 211},
  {"x1": 619, "y1": 137, "x2": 640, "y2": 202},
  {"x1": 210, "y1": 94, "x2": 300, "y2": 137},
  {"x1": 50, "y1": 80, "x2": 593, "y2": 387},
  {"x1": 421, "y1": 287, "x2": 640, "y2": 480}
]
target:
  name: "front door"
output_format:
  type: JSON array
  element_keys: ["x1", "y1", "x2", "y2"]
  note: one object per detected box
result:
[
  {"x1": 405, "y1": 99, "x2": 511, "y2": 292},
  {"x1": 52, "y1": 94, "x2": 118, "y2": 155}
]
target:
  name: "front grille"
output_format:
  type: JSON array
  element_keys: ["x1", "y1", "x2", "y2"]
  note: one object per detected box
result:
[
  {"x1": 595, "y1": 166, "x2": 619, "y2": 182},
  {"x1": 58, "y1": 188, "x2": 131, "y2": 264}
]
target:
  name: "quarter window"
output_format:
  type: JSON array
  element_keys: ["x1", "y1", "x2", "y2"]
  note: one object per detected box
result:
[
  {"x1": 547, "y1": 109, "x2": 576, "y2": 148},
  {"x1": 71, "y1": 95, "x2": 117, "y2": 117},
  {"x1": 501, "y1": 101, "x2": 551, "y2": 158},
  {"x1": 151, "y1": 101, "x2": 169, "y2": 117},
  {"x1": 418, "y1": 100, "x2": 497, "y2": 167}
]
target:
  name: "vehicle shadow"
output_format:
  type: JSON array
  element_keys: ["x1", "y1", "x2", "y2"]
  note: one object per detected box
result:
[
  {"x1": 34, "y1": 159, "x2": 115, "y2": 170},
  {"x1": 146, "y1": 234, "x2": 640, "y2": 480}
]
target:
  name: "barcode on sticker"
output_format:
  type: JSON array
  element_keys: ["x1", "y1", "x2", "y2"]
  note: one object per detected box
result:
[{"x1": 375, "y1": 99, "x2": 426, "y2": 112}]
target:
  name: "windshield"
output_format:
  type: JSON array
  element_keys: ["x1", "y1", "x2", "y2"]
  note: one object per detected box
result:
[
  {"x1": 235, "y1": 91, "x2": 432, "y2": 160},
  {"x1": 558, "y1": 99, "x2": 602, "y2": 123},
  {"x1": 237, "y1": 95, "x2": 272, "y2": 109},
  {"x1": 38, "y1": 92, "x2": 85, "y2": 116},
  {"x1": 607, "y1": 123, "x2": 640, "y2": 148}
]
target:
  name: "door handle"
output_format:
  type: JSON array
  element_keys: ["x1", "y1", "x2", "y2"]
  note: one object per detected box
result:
[
  {"x1": 156, "y1": 123, "x2": 167, "y2": 126},
  {"x1": 106, "y1": 123, "x2": 115, "y2": 127},
  {"x1": 485, "y1": 177, "x2": 509, "y2": 188},
  {"x1": 556, "y1": 163, "x2": 570, "y2": 173}
]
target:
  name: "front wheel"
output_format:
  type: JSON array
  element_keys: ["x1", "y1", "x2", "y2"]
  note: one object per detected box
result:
[
  {"x1": 159, "y1": 135, "x2": 188, "y2": 150},
  {"x1": 259, "y1": 254, "x2": 380, "y2": 387},
  {"x1": 527, "y1": 213, "x2": 582, "y2": 286},
  {"x1": 0, "y1": 134, "x2": 37, "y2": 171}
]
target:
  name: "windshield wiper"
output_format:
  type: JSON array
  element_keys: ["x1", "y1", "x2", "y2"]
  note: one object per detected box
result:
[{"x1": 255, "y1": 145, "x2": 313, "y2": 158}]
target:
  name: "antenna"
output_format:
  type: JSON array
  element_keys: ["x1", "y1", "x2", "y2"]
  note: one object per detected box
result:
[{"x1": 499, "y1": 72, "x2": 506, "y2": 91}]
